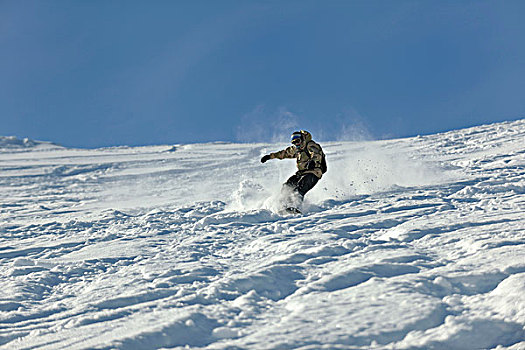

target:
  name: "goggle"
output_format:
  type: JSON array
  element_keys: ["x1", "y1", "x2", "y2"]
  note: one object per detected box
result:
[{"x1": 291, "y1": 135, "x2": 302, "y2": 146}]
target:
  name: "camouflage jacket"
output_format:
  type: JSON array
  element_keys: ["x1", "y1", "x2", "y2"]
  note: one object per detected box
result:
[{"x1": 269, "y1": 130, "x2": 324, "y2": 178}]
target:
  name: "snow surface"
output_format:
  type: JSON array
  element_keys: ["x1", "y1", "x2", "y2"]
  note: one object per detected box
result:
[{"x1": 1, "y1": 120, "x2": 524, "y2": 349}]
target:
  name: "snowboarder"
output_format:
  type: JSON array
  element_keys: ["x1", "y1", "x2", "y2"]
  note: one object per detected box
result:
[{"x1": 261, "y1": 130, "x2": 326, "y2": 213}]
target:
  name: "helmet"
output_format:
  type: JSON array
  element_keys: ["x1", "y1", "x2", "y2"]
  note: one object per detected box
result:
[{"x1": 291, "y1": 131, "x2": 303, "y2": 146}]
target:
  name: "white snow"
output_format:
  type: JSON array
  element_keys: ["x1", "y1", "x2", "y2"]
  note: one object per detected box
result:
[
  {"x1": 0, "y1": 120, "x2": 524, "y2": 349},
  {"x1": 0, "y1": 136, "x2": 61, "y2": 151}
]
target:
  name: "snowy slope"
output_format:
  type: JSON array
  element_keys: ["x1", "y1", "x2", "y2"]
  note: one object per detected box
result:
[
  {"x1": 0, "y1": 120, "x2": 524, "y2": 349},
  {"x1": 0, "y1": 136, "x2": 61, "y2": 150}
]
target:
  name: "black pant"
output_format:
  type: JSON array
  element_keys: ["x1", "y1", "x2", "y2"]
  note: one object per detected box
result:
[{"x1": 284, "y1": 173, "x2": 319, "y2": 199}]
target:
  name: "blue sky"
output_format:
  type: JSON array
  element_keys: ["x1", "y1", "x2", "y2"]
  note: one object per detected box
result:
[{"x1": 1, "y1": 1, "x2": 524, "y2": 148}]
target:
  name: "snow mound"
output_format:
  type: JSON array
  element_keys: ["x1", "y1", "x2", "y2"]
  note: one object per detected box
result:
[{"x1": 0, "y1": 136, "x2": 61, "y2": 150}]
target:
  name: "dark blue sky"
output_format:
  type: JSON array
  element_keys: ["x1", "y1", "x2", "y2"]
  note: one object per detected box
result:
[{"x1": 2, "y1": 1, "x2": 524, "y2": 147}]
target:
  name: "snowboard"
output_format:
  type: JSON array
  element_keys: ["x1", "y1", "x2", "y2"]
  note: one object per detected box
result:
[{"x1": 281, "y1": 207, "x2": 302, "y2": 215}]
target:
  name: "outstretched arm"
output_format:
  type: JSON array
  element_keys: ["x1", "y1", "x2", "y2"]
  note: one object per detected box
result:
[{"x1": 261, "y1": 146, "x2": 296, "y2": 163}]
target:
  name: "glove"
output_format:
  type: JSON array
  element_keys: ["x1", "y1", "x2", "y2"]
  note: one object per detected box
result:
[
  {"x1": 306, "y1": 160, "x2": 316, "y2": 170},
  {"x1": 261, "y1": 155, "x2": 271, "y2": 163}
]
